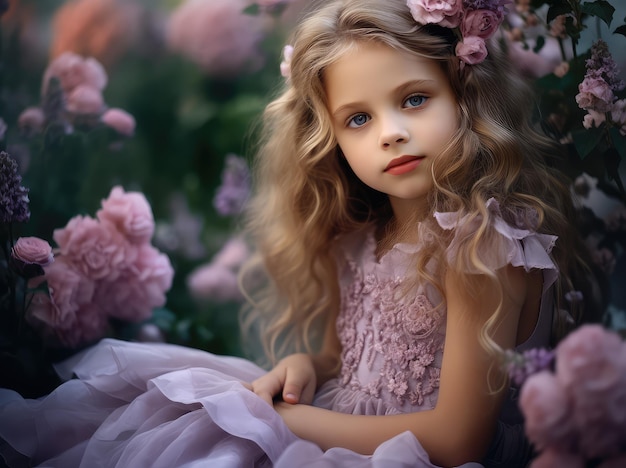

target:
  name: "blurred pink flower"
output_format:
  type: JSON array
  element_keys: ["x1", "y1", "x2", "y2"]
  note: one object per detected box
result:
[
  {"x1": 101, "y1": 108, "x2": 136, "y2": 136},
  {"x1": 187, "y1": 263, "x2": 242, "y2": 303},
  {"x1": 212, "y1": 236, "x2": 250, "y2": 269},
  {"x1": 166, "y1": 0, "x2": 265, "y2": 77},
  {"x1": 280, "y1": 45, "x2": 293, "y2": 79},
  {"x1": 530, "y1": 448, "x2": 585, "y2": 468},
  {"x1": 53, "y1": 215, "x2": 134, "y2": 281},
  {"x1": 97, "y1": 186, "x2": 154, "y2": 244},
  {"x1": 553, "y1": 62, "x2": 569, "y2": 78},
  {"x1": 519, "y1": 370, "x2": 575, "y2": 451},
  {"x1": 12, "y1": 236, "x2": 53, "y2": 266},
  {"x1": 96, "y1": 245, "x2": 174, "y2": 322},
  {"x1": 66, "y1": 85, "x2": 105, "y2": 114},
  {"x1": 17, "y1": 107, "x2": 45, "y2": 136},
  {"x1": 41, "y1": 51, "x2": 107, "y2": 96}
]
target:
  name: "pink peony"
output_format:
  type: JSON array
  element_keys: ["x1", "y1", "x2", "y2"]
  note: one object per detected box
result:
[
  {"x1": 96, "y1": 244, "x2": 173, "y2": 322},
  {"x1": 166, "y1": 0, "x2": 265, "y2": 77},
  {"x1": 530, "y1": 448, "x2": 585, "y2": 468},
  {"x1": 407, "y1": 0, "x2": 463, "y2": 28},
  {"x1": 455, "y1": 36, "x2": 488, "y2": 65},
  {"x1": 187, "y1": 263, "x2": 242, "y2": 303},
  {"x1": 41, "y1": 51, "x2": 107, "y2": 96},
  {"x1": 54, "y1": 303, "x2": 109, "y2": 349},
  {"x1": 97, "y1": 186, "x2": 154, "y2": 244},
  {"x1": 101, "y1": 108, "x2": 136, "y2": 136},
  {"x1": 461, "y1": 9, "x2": 501, "y2": 40},
  {"x1": 53, "y1": 215, "x2": 135, "y2": 281},
  {"x1": 519, "y1": 371, "x2": 575, "y2": 451},
  {"x1": 12, "y1": 236, "x2": 54, "y2": 266},
  {"x1": 66, "y1": 85, "x2": 105, "y2": 114}
]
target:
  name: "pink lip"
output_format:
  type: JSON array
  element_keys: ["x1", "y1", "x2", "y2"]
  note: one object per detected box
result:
[{"x1": 384, "y1": 155, "x2": 423, "y2": 175}]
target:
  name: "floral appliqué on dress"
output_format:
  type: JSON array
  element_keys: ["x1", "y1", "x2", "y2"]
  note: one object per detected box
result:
[{"x1": 336, "y1": 255, "x2": 445, "y2": 408}]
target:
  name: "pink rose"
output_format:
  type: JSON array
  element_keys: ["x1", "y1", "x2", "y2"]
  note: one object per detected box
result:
[
  {"x1": 42, "y1": 52, "x2": 107, "y2": 96},
  {"x1": 97, "y1": 186, "x2": 154, "y2": 244},
  {"x1": 519, "y1": 371, "x2": 575, "y2": 451},
  {"x1": 461, "y1": 9, "x2": 502, "y2": 40},
  {"x1": 407, "y1": 0, "x2": 463, "y2": 28},
  {"x1": 529, "y1": 448, "x2": 585, "y2": 468},
  {"x1": 54, "y1": 303, "x2": 109, "y2": 349},
  {"x1": 53, "y1": 215, "x2": 135, "y2": 281},
  {"x1": 12, "y1": 236, "x2": 54, "y2": 266},
  {"x1": 576, "y1": 76, "x2": 615, "y2": 112},
  {"x1": 66, "y1": 85, "x2": 105, "y2": 114},
  {"x1": 97, "y1": 245, "x2": 173, "y2": 322},
  {"x1": 101, "y1": 108, "x2": 136, "y2": 136},
  {"x1": 455, "y1": 36, "x2": 488, "y2": 65}
]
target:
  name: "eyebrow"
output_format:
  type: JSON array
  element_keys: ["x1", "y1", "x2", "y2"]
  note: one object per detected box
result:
[{"x1": 330, "y1": 79, "x2": 437, "y2": 118}]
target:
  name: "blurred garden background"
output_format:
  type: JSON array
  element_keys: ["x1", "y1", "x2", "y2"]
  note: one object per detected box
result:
[{"x1": 0, "y1": 0, "x2": 625, "y2": 398}]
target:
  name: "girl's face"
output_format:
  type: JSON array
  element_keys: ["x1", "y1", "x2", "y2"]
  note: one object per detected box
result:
[{"x1": 324, "y1": 41, "x2": 459, "y2": 222}]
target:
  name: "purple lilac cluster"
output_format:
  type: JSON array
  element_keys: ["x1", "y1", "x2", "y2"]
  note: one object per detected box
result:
[
  {"x1": 213, "y1": 154, "x2": 251, "y2": 217},
  {"x1": 575, "y1": 39, "x2": 626, "y2": 135},
  {"x1": 0, "y1": 152, "x2": 30, "y2": 224},
  {"x1": 505, "y1": 347, "x2": 555, "y2": 387}
]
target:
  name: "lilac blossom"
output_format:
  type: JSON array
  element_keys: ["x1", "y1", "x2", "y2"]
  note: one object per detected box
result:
[
  {"x1": 505, "y1": 347, "x2": 555, "y2": 386},
  {"x1": 213, "y1": 154, "x2": 251, "y2": 216},
  {"x1": 0, "y1": 152, "x2": 30, "y2": 224}
]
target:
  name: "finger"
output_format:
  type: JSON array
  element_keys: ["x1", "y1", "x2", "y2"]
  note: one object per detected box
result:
[
  {"x1": 252, "y1": 373, "x2": 283, "y2": 406},
  {"x1": 282, "y1": 367, "x2": 313, "y2": 404}
]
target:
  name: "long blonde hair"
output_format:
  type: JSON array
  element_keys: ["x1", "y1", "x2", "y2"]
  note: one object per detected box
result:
[{"x1": 241, "y1": 0, "x2": 602, "y2": 365}]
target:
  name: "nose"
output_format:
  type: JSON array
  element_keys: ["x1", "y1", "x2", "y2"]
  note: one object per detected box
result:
[{"x1": 379, "y1": 113, "x2": 410, "y2": 149}]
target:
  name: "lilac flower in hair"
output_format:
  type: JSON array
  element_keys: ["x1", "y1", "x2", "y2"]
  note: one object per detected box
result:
[{"x1": 0, "y1": 152, "x2": 30, "y2": 224}]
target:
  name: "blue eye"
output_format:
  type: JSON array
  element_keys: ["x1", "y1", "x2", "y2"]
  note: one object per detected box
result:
[
  {"x1": 347, "y1": 113, "x2": 370, "y2": 128},
  {"x1": 404, "y1": 95, "x2": 427, "y2": 108}
]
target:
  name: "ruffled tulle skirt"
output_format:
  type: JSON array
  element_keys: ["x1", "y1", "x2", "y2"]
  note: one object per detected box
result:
[{"x1": 0, "y1": 339, "x2": 482, "y2": 467}]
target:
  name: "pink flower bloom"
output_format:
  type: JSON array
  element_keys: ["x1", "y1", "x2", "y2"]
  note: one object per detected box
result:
[
  {"x1": 41, "y1": 51, "x2": 107, "y2": 96},
  {"x1": 97, "y1": 186, "x2": 155, "y2": 245},
  {"x1": 407, "y1": 0, "x2": 463, "y2": 28},
  {"x1": 187, "y1": 263, "x2": 242, "y2": 303},
  {"x1": 17, "y1": 107, "x2": 45, "y2": 136},
  {"x1": 553, "y1": 61, "x2": 569, "y2": 78},
  {"x1": 461, "y1": 9, "x2": 501, "y2": 40},
  {"x1": 54, "y1": 302, "x2": 109, "y2": 349},
  {"x1": 530, "y1": 448, "x2": 585, "y2": 468},
  {"x1": 12, "y1": 236, "x2": 53, "y2": 266},
  {"x1": 582, "y1": 109, "x2": 606, "y2": 129},
  {"x1": 455, "y1": 36, "x2": 488, "y2": 65},
  {"x1": 519, "y1": 371, "x2": 575, "y2": 451},
  {"x1": 101, "y1": 108, "x2": 136, "y2": 136},
  {"x1": 280, "y1": 45, "x2": 294, "y2": 79},
  {"x1": 576, "y1": 76, "x2": 615, "y2": 113},
  {"x1": 212, "y1": 236, "x2": 250, "y2": 269},
  {"x1": 97, "y1": 244, "x2": 173, "y2": 322},
  {"x1": 66, "y1": 85, "x2": 105, "y2": 114},
  {"x1": 166, "y1": 0, "x2": 265, "y2": 77},
  {"x1": 53, "y1": 215, "x2": 135, "y2": 281}
]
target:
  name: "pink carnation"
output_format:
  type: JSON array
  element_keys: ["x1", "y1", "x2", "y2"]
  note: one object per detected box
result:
[
  {"x1": 455, "y1": 36, "x2": 488, "y2": 65},
  {"x1": 97, "y1": 186, "x2": 155, "y2": 245},
  {"x1": 407, "y1": 0, "x2": 463, "y2": 28},
  {"x1": 66, "y1": 85, "x2": 105, "y2": 115},
  {"x1": 42, "y1": 51, "x2": 107, "y2": 96},
  {"x1": 461, "y1": 9, "x2": 501, "y2": 40},
  {"x1": 166, "y1": 0, "x2": 265, "y2": 77},
  {"x1": 12, "y1": 236, "x2": 54, "y2": 266},
  {"x1": 101, "y1": 108, "x2": 136, "y2": 136},
  {"x1": 96, "y1": 244, "x2": 173, "y2": 322},
  {"x1": 53, "y1": 215, "x2": 135, "y2": 281},
  {"x1": 519, "y1": 371, "x2": 575, "y2": 451}
]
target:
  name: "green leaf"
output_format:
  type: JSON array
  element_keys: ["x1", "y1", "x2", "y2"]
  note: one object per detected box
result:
[
  {"x1": 572, "y1": 127, "x2": 604, "y2": 159},
  {"x1": 614, "y1": 24, "x2": 626, "y2": 38},
  {"x1": 581, "y1": 0, "x2": 615, "y2": 27},
  {"x1": 243, "y1": 4, "x2": 260, "y2": 16},
  {"x1": 609, "y1": 127, "x2": 626, "y2": 161},
  {"x1": 547, "y1": 3, "x2": 574, "y2": 24}
]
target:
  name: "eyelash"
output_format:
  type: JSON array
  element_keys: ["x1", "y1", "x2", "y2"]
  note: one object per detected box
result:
[{"x1": 345, "y1": 93, "x2": 429, "y2": 128}]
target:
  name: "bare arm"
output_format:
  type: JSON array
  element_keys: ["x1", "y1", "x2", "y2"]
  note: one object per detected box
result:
[{"x1": 274, "y1": 265, "x2": 529, "y2": 467}]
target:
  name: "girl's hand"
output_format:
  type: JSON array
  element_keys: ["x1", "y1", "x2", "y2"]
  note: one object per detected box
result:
[{"x1": 250, "y1": 353, "x2": 317, "y2": 407}]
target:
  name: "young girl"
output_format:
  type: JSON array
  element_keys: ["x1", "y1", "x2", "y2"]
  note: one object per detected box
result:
[{"x1": 0, "y1": 0, "x2": 601, "y2": 467}]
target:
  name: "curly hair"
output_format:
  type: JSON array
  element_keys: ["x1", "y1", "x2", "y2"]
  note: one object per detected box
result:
[{"x1": 241, "y1": 0, "x2": 603, "y2": 366}]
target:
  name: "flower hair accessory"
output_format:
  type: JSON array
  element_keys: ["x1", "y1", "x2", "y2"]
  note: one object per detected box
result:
[{"x1": 407, "y1": 0, "x2": 510, "y2": 65}]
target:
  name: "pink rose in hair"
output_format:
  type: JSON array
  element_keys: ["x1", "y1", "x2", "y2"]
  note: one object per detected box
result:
[
  {"x1": 407, "y1": 0, "x2": 463, "y2": 28},
  {"x1": 97, "y1": 244, "x2": 173, "y2": 322},
  {"x1": 97, "y1": 186, "x2": 155, "y2": 245},
  {"x1": 519, "y1": 371, "x2": 575, "y2": 451},
  {"x1": 461, "y1": 9, "x2": 501, "y2": 40},
  {"x1": 41, "y1": 51, "x2": 107, "y2": 96},
  {"x1": 101, "y1": 108, "x2": 136, "y2": 136},
  {"x1": 455, "y1": 36, "x2": 487, "y2": 65},
  {"x1": 66, "y1": 85, "x2": 105, "y2": 114},
  {"x1": 53, "y1": 215, "x2": 135, "y2": 281},
  {"x1": 12, "y1": 237, "x2": 54, "y2": 266}
]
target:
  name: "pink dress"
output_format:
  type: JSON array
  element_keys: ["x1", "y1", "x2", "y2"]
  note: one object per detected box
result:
[{"x1": 0, "y1": 201, "x2": 557, "y2": 467}]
